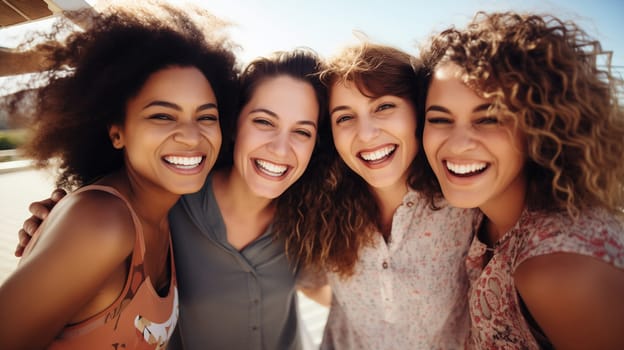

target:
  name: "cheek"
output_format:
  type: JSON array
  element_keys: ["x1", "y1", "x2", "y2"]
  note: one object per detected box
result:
[
  {"x1": 331, "y1": 129, "x2": 350, "y2": 156},
  {"x1": 296, "y1": 142, "x2": 316, "y2": 167},
  {"x1": 422, "y1": 131, "x2": 441, "y2": 164},
  {"x1": 201, "y1": 127, "x2": 222, "y2": 146},
  {"x1": 233, "y1": 125, "x2": 256, "y2": 155}
]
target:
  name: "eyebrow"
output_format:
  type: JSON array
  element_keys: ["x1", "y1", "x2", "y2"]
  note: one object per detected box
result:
[
  {"x1": 329, "y1": 105, "x2": 349, "y2": 116},
  {"x1": 250, "y1": 108, "x2": 318, "y2": 129},
  {"x1": 425, "y1": 103, "x2": 492, "y2": 114},
  {"x1": 143, "y1": 100, "x2": 218, "y2": 113}
]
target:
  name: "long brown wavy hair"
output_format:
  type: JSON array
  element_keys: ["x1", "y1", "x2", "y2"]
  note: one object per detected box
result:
[
  {"x1": 419, "y1": 11, "x2": 624, "y2": 218},
  {"x1": 276, "y1": 43, "x2": 429, "y2": 278}
]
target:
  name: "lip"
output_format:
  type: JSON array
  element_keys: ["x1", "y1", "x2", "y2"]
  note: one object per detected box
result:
[
  {"x1": 252, "y1": 157, "x2": 291, "y2": 180},
  {"x1": 162, "y1": 154, "x2": 207, "y2": 175},
  {"x1": 440, "y1": 159, "x2": 489, "y2": 185},
  {"x1": 357, "y1": 144, "x2": 397, "y2": 169}
]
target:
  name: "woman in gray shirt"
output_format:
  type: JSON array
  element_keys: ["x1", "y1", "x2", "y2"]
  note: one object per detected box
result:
[
  {"x1": 168, "y1": 49, "x2": 329, "y2": 349},
  {"x1": 19, "y1": 49, "x2": 330, "y2": 350}
]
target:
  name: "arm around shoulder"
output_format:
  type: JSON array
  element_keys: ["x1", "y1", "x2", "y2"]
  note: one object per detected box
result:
[
  {"x1": 297, "y1": 265, "x2": 331, "y2": 307},
  {"x1": 514, "y1": 253, "x2": 624, "y2": 350},
  {"x1": 0, "y1": 190, "x2": 135, "y2": 349}
]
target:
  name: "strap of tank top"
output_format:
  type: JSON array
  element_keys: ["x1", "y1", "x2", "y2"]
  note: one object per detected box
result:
[{"x1": 71, "y1": 185, "x2": 146, "y2": 262}]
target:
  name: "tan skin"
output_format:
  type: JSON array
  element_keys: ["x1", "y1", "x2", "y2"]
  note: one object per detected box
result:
[
  {"x1": 1, "y1": 67, "x2": 220, "y2": 349},
  {"x1": 328, "y1": 81, "x2": 419, "y2": 241},
  {"x1": 15, "y1": 77, "x2": 331, "y2": 306},
  {"x1": 215, "y1": 75, "x2": 320, "y2": 251},
  {"x1": 424, "y1": 63, "x2": 624, "y2": 349},
  {"x1": 15, "y1": 75, "x2": 333, "y2": 310}
]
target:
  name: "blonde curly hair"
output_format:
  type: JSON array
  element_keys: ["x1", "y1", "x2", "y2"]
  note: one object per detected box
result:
[{"x1": 420, "y1": 11, "x2": 624, "y2": 218}]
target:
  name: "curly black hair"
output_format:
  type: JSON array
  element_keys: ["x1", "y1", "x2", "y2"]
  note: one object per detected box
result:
[{"x1": 7, "y1": 2, "x2": 239, "y2": 190}]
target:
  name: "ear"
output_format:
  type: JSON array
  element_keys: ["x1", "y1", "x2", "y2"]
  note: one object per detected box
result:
[{"x1": 108, "y1": 125, "x2": 124, "y2": 149}]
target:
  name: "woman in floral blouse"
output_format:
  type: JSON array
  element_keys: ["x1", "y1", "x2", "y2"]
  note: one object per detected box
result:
[
  {"x1": 421, "y1": 11, "x2": 624, "y2": 349},
  {"x1": 279, "y1": 43, "x2": 478, "y2": 349}
]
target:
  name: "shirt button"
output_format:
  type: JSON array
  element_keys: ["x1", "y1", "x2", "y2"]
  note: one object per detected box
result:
[
  {"x1": 253, "y1": 299, "x2": 259, "y2": 304},
  {"x1": 406, "y1": 201, "x2": 414, "y2": 207},
  {"x1": 252, "y1": 326, "x2": 258, "y2": 331},
  {"x1": 382, "y1": 261, "x2": 388, "y2": 269}
]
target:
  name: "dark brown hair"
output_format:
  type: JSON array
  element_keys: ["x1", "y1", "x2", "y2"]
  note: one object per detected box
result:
[
  {"x1": 216, "y1": 48, "x2": 328, "y2": 169},
  {"x1": 6, "y1": 3, "x2": 239, "y2": 190},
  {"x1": 279, "y1": 43, "x2": 429, "y2": 278}
]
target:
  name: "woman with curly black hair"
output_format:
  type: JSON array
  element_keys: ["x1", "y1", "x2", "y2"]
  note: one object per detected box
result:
[
  {"x1": 0, "y1": 3, "x2": 238, "y2": 349},
  {"x1": 8, "y1": 12, "x2": 330, "y2": 349},
  {"x1": 421, "y1": 11, "x2": 624, "y2": 349}
]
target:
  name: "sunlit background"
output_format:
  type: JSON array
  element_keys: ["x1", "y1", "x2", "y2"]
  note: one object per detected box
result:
[
  {"x1": 1, "y1": 0, "x2": 623, "y2": 67},
  {"x1": 0, "y1": 1, "x2": 622, "y2": 347}
]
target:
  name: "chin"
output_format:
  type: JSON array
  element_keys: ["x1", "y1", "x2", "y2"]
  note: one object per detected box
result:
[{"x1": 441, "y1": 191, "x2": 482, "y2": 209}]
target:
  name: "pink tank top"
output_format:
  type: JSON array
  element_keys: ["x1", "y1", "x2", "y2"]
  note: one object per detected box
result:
[{"x1": 22, "y1": 185, "x2": 179, "y2": 350}]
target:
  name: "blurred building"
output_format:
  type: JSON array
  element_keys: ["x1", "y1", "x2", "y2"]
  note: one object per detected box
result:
[{"x1": 1, "y1": 0, "x2": 95, "y2": 129}]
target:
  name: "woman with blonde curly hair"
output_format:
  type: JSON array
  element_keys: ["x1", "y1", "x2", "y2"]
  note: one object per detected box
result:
[{"x1": 421, "y1": 11, "x2": 624, "y2": 348}]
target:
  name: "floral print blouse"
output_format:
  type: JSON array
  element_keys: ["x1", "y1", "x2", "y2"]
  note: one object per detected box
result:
[
  {"x1": 321, "y1": 189, "x2": 478, "y2": 350},
  {"x1": 466, "y1": 207, "x2": 624, "y2": 349}
]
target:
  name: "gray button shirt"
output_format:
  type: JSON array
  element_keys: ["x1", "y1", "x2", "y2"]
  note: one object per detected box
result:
[{"x1": 167, "y1": 175, "x2": 302, "y2": 350}]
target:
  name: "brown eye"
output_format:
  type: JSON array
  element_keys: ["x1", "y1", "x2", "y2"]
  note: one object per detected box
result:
[
  {"x1": 198, "y1": 114, "x2": 218, "y2": 122},
  {"x1": 376, "y1": 103, "x2": 395, "y2": 112},
  {"x1": 253, "y1": 118, "x2": 273, "y2": 127},
  {"x1": 475, "y1": 117, "x2": 500, "y2": 125},
  {"x1": 425, "y1": 117, "x2": 451, "y2": 124},
  {"x1": 149, "y1": 113, "x2": 174, "y2": 121},
  {"x1": 335, "y1": 115, "x2": 353, "y2": 124}
]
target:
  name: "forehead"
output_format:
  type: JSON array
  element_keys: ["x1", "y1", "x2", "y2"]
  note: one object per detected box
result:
[
  {"x1": 127, "y1": 67, "x2": 216, "y2": 111},
  {"x1": 135, "y1": 67, "x2": 215, "y2": 99},
  {"x1": 428, "y1": 64, "x2": 489, "y2": 104},
  {"x1": 329, "y1": 80, "x2": 367, "y2": 104},
  {"x1": 246, "y1": 75, "x2": 319, "y2": 121}
]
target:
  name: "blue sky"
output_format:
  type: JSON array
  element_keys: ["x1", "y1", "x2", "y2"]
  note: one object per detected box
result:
[
  {"x1": 1, "y1": 0, "x2": 622, "y2": 72},
  {"x1": 193, "y1": 0, "x2": 624, "y2": 73}
]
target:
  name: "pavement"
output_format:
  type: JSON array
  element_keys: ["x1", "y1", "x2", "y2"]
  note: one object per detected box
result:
[{"x1": 0, "y1": 166, "x2": 328, "y2": 347}]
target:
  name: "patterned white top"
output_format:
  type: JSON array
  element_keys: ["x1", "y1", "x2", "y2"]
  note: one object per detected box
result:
[
  {"x1": 466, "y1": 207, "x2": 624, "y2": 349},
  {"x1": 320, "y1": 189, "x2": 478, "y2": 350}
]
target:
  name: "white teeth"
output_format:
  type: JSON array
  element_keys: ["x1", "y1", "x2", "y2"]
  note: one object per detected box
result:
[
  {"x1": 360, "y1": 145, "x2": 396, "y2": 161},
  {"x1": 255, "y1": 159, "x2": 288, "y2": 177},
  {"x1": 164, "y1": 156, "x2": 203, "y2": 169},
  {"x1": 446, "y1": 161, "x2": 487, "y2": 175}
]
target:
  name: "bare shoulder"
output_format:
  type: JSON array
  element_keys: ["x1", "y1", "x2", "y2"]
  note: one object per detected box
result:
[
  {"x1": 34, "y1": 188, "x2": 136, "y2": 261},
  {"x1": 515, "y1": 253, "x2": 624, "y2": 349},
  {"x1": 0, "y1": 188, "x2": 138, "y2": 348}
]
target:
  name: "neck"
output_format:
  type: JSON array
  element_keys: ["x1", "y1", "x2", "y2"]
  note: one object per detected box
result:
[
  {"x1": 370, "y1": 180, "x2": 409, "y2": 236},
  {"x1": 480, "y1": 176, "x2": 527, "y2": 246},
  {"x1": 213, "y1": 167, "x2": 275, "y2": 218},
  {"x1": 104, "y1": 170, "x2": 179, "y2": 229}
]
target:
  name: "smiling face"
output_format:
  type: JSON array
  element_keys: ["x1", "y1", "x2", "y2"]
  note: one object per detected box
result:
[
  {"x1": 233, "y1": 75, "x2": 319, "y2": 199},
  {"x1": 110, "y1": 66, "x2": 221, "y2": 195},
  {"x1": 329, "y1": 80, "x2": 418, "y2": 191},
  {"x1": 423, "y1": 63, "x2": 527, "y2": 215}
]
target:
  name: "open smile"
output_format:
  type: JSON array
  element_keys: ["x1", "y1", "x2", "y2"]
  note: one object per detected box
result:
[
  {"x1": 163, "y1": 155, "x2": 205, "y2": 170},
  {"x1": 254, "y1": 158, "x2": 290, "y2": 178},
  {"x1": 358, "y1": 144, "x2": 397, "y2": 165},
  {"x1": 445, "y1": 160, "x2": 488, "y2": 177}
]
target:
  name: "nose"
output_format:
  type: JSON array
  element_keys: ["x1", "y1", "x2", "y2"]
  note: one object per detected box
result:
[
  {"x1": 267, "y1": 131, "x2": 289, "y2": 157},
  {"x1": 357, "y1": 117, "x2": 380, "y2": 143},
  {"x1": 447, "y1": 126, "x2": 477, "y2": 154},
  {"x1": 173, "y1": 121, "x2": 201, "y2": 147}
]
